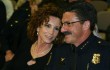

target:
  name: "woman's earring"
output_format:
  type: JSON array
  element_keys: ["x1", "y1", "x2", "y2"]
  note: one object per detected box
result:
[
  {"x1": 37, "y1": 28, "x2": 39, "y2": 35},
  {"x1": 37, "y1": 32, "x2": 38, "y2": 35}
]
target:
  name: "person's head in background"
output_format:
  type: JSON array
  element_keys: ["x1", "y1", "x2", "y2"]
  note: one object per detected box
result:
[
  {"x1": 15, "y1": 0, "x2": 27, "y2": 10},
  {"x1": 29, "y1": 0, "x2": 42, "y2": 15},
  {"x1": 29, "y1": 0, "x2": 62, "y2": 16},
  {"x1": 61, "y1": 1, "x2": 97, "y2": 46},
  {"x1": 14, "y1": 0, "x2": 42, "y2": 14},
  {"x1": 27, "y1": 3, "x2": 63, "y2": 44}
]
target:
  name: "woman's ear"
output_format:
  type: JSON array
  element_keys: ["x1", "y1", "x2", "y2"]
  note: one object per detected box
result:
[
  {"x1": 37, "y1": 27, "x2": 39, "y2": 32},
  {"x1": 82, "y1": 20, "x2": 90, "y2": 30}
]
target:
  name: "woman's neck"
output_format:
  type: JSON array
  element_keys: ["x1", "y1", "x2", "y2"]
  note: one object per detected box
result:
[{"x1": 31, "y1": 41, "x2": 53, "y2": 59}]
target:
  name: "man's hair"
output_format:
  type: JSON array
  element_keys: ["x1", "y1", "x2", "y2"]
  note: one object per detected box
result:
[{"x1": 63, "y1": 1, "x2": 97, "y2": 31}]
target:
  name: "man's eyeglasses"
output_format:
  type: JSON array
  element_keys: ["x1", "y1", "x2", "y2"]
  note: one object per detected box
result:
[{"x1": 62, "y1": 20, "x2": 85, "y2": 26}]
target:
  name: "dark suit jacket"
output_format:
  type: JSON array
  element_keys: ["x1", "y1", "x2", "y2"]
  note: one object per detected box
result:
[
  {"x1": 0, "y1": 0, "x2": 6, "y2": 33},
  {"x1": 0, "y1": 1, "x2": 6, "y2": 69}
]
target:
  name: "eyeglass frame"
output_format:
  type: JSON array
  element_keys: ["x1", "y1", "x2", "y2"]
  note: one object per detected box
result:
[{"x1": 62, "y1": 20, "x2": 85, "y2": 26}]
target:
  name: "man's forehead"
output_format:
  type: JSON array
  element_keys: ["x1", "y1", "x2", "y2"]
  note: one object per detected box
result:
[{"x1": 62, "y1": 12, "x2": 79, "y2": 22}]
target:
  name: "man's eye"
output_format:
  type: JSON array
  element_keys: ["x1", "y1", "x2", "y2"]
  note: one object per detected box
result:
[{"x1": 63, "y1": 22, "x2": 71, "y2": 25}]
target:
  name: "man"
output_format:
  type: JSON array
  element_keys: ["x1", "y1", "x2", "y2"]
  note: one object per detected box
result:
[{"x1": 60, "y1": 1, "x2": 110, "y2": 70}]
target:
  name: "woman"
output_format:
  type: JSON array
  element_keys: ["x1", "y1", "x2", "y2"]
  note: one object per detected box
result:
[{"x1": 5, "y1": 3, "x2": 63, "y2": 70}]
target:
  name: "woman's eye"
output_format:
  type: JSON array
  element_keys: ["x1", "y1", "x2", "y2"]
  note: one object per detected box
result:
[
  {"x1": 55, "y1": 27, "x2": 60, "y2": 31},
  {"x1": 44, "y1": 24, "x2": 51, "y2": 28}
]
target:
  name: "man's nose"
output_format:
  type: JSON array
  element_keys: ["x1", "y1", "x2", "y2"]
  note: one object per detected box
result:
[{"x1": 61, "y1": 24, "x2": 68, "y2": 32}]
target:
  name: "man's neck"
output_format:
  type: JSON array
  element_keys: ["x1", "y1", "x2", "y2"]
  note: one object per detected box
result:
[{"x1": 74, "y1": 31, "x2": 91, "y2": 47}]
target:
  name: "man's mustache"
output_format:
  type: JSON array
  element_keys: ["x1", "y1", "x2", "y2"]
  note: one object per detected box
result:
[{"x1": 62, "y1": 31, "x2": 72, "y2": 35}]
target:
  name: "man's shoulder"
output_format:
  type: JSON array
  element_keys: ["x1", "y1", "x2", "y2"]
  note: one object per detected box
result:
[
  {"x1": 91, "y1": 36, "x2": 110, "y2": 52},
  {"x1": 95, "y1": 37, "x2": 110, "y2": 47}
]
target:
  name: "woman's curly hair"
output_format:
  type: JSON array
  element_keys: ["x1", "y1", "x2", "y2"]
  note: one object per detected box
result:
[{"x1": 27, "y1": 3, "x2": 64, "y2": 44}]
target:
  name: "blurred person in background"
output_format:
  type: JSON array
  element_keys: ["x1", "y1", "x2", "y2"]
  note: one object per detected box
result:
[
  {"x1": 0, "y1": 0, "x2": 7, "y2": 69},
  {"x1": 1, "y1": 0, "x2": 15, "y2": 21},
  {"x1": 2, "y1": 0, "x2": 42, "y2": 63}
]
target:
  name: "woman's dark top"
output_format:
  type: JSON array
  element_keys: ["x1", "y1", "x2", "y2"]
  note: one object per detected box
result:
[{"x1": 6, "y1": 39, "x2": 55, "y2": 70}]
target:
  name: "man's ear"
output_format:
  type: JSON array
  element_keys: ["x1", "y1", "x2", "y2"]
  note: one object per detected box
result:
[{"x1": 82, "y1": 20, "x2": 90, "y2": 30}]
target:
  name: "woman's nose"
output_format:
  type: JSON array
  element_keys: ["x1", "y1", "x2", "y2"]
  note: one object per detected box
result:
[{"x1": 49, "y1": 29, "x2": 54, "y2": 35}]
